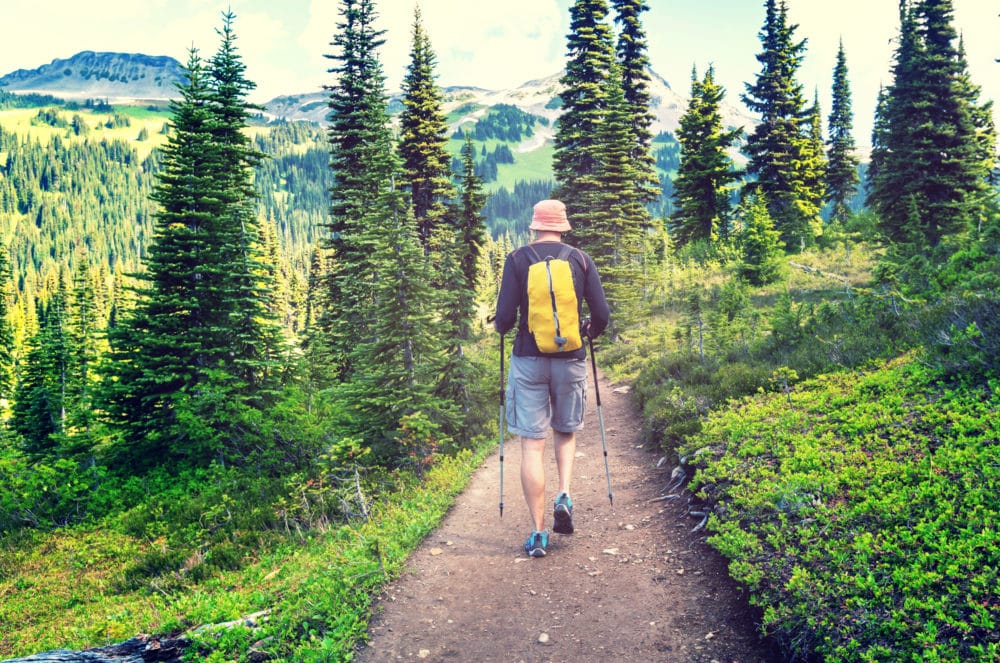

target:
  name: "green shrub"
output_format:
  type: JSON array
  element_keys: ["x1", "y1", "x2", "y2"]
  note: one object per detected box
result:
[{"x1": 680, "y1": 359, "x2": 1000, "y2": 661}]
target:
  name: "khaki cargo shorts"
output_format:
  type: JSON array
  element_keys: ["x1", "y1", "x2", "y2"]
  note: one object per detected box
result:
[{"x1": 505, "y1": 355, "x2": 588, "y2": 439}]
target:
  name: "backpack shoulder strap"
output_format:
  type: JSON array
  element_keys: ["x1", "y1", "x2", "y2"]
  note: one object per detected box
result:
[{"x1": 522, "y1": 244, "x2": 542, "y2": 264}]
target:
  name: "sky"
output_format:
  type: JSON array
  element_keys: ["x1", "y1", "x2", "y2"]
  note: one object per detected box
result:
[{"x1": 2, "y1": 0, "x2": 998, "y2": 148}]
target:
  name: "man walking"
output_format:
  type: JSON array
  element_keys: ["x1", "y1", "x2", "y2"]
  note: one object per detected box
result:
[{"x1": 493, "y1": 199, "x2": 610, "y2": 557}]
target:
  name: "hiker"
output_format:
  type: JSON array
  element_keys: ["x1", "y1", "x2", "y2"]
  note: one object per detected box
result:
[{"x1": 493, "y1": 199, "x2": 610, "y2": 558}]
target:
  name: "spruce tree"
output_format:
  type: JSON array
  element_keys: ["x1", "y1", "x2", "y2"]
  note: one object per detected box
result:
[
  {"x1": 670, "y1": 66, "x2": 741, "y2": 248},
  {"x1": 102, "y1": 49, "x2": 224, "y2": 459},
  {"x1": 0, "y1": 246, "x2": 14, "y2": 409},
  {"x1": 868, "y1": 0, "x2": 990, "y2": 253},
  {"x1": 801, "y1": 92, "x2": 827, "y2": 235},
  {"x1": 323, "y1": 0, "x2": 389, "y2": 376},
  {"x1": 554, "y1": 0, "x2": 649, "y2": 327},
  {"x1": 325, "y1": 0, "x2": 456, "y2": 456},
  {"x1": 741, "y1": 0, "x2": 820, "y2": 249},
  {"x1": 12, "y1": 281, "x2": 69, "y2": 457},
  {"x1": 825, "y1": 41, "x2": 860, "y2": 224},
  {"x1": 102, "y1": 16, "x2": 282, "y2": 465},
  {"x1": 207, "y1": 11, "x2": 284, "y2": 400},
  {"x1": 399, "y1": 6, "x2": 456, "y2": 254},
  {"x1": 611, "y1": 0, "x2": 660, "y2": 206},
  {"x1": 735, "y1": 194, "x2": 786, "y2": 286}
]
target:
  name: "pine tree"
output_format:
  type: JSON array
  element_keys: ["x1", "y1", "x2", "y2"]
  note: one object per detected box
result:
[
  {"x1": 101, "y1": 49, "x2": 223, "y2": 458},
  {"x1": 325, "y1": 0, "x2": 457, "y2": 456},
  {"x1": 553, "y1": 0, "x2": 617, "y2": 234},
  {"x1": 398, "y1": 6, "x2": 456, "y2": 254},
  {"x1": 741, "y1": 0, "x2": 820, "y2": 249},
  {"x1": 0, "y1": 246, "x2": 15, "y2": 409},
  {"x1": 554, "y1": 0, "x2": 649, "y2": 328},
  {"x1": 801, "y1": 92, "x2": 827, "y2": 237},
  {"x1": 208, "y1": 11, "x2": 284, "y2": 400},
  {"x1": 12, "y1": 280, "x2": 70, "y2": 457},
  {"x1": 867, "y1": 0, "x2": 990, "y2": 253},
  {"x1": 323, "y1": 0, "x2": 390, "y2": 376},
  {"x1": 825, "y1": 41, "x2": 860, "y2": 224},
  {"x1": 456, "y1": 133, "x2": 488, "y2": 333},
  {"x1": 735, "y1": 194, "x2": 786, "y2": 286},
  {"x1": 101, "y1": 16, "x2": 283, "y2": 465},
  {"x1": 611, "y1": 0, "x2": 660, "y2": 206},
  {"x1": 670, "y1": 66, "x2": 741, "y2": 248}
]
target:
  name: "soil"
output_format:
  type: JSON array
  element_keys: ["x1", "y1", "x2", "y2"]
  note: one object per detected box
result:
[{"x1": 354, "y1": 370, "x2": 780, "y2": 663}]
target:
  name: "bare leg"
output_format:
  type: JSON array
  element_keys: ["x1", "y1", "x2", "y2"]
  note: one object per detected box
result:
[
  {"x1": 554, "y1": 431, "x2": 576, "y2": 495},
  {"x1": 520, "y1": 436, "x2": 546, "y2": 531}
]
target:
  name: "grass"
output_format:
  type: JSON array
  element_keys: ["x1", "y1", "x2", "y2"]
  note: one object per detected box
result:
[
  {"x1": 0, "y1": 442, "x2": 492, "y2": 660},
  {"x1": 0, "y1": 107, "x2": 170, "y2": 160}
]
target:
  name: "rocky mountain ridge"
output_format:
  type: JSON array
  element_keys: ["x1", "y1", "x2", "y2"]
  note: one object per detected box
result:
[{"x1": 1, "y1": 51, "x2": 755, "y2": 138}]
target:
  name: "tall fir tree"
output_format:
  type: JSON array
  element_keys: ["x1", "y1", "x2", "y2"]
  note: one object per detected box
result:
[
  {"x1": 741, "y1": 0, "x2": 821, "y2": 249},
  {"x1": 12, "y1": 279, "x2": 69, "y2": 457},
  {"x1": 554, "y1": 0, "x2": 650, "y2": 329},
  {"x1": 323, "y1": 0, "x2": 390, "y2": 377},
  {"x1": 0, "y1": 246, "x2": 14, "y2": 410},
  {"x1": 325, "y1": 0, "x2": 457, "y2": 456},
  {"x1": 825, "y1": 40, "x2": 860, "y2": 224},
  {"x1": 670, "y1": 65, "x2": 741, "y2": 248},
  {"x1": 867, "y1": 0, "x2": 991, "y2": 253},
  {"x1": 611, "y1": 0, "x2": 660, "y2": 207},
  {"x1": 208, "y1": 11, "x2": 284, "y2": 399},
  {"x1": 801, "y1": 92, "x2": 827, "y2": 233},
  {"x1": 102, "y1": 16, "x2": 283, "y2": 465},
  {"x1": 398, "y1": 6, "x2": 456, "y2": 254}
]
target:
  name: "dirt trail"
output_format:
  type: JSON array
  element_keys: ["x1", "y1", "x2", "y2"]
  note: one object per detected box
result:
[{"x1": 354, "y1": 371, "x2": 778, "y2": 662}]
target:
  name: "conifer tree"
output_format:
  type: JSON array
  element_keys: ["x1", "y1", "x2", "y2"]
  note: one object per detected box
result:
[
  {"x1": 0, "y1": 247, "x2": 14, "y2": 408},
  {"x1": 456, "y1": 134, "x2": 488, "y2": 329},
  {"x1": 742, "y1": 0, "x2": 820, "y2": 249},
  {"x1": 323, "y1": 0, "x2": 390, "y2": 376},
  {"x1": 102, "y1": 15, "x2": 282, "y2": 464},
  {"x1": 554, "y1": 0, "x2": 649, "y2": 327},
  {"x1": 12, "y1": 281, "x2": 69, "y2": 457},
  {"x1": 825, "y1": 41, "x2": 860, "y2": 224},
  {"x1": 611, "y1": 0, "x2": 660, "y2": 206},
  {"x1": 801, "y1": 92, "x2": 827, "y2": 232},
  {"x1": 867, "y1": 0, "x2": 991, "y2": 252},
  {"x1": 325, "y1": 0, "x2": 456, "y2": 455},
  {"x1": 553, "y1": 0, "x2": 615, "y2": 225},
  {"x1": 670, "y1": 66, "x2": 741, "y2": 248},
  {"x1": 207, "y1": 11, "x2": 284, "y2": 399},
  {"x1": 399, "y1": 6, "x2": 456, "y2": 254},
  {"x1": 735, "y1": 194, "x2": 786, "y2": 286}
]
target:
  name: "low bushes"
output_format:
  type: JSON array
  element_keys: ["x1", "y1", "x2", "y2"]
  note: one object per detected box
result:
[{"x1": 679, "y1": 357, "x2": 1000, "y2": 661}]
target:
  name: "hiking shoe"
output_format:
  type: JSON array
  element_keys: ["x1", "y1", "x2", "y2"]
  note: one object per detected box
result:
[
  {"x1": 553, "y1": 492, "x2": 574, "y2": 534},
  {"x1": 523, "y1": 530, "x2": 549, "y2": 557}
]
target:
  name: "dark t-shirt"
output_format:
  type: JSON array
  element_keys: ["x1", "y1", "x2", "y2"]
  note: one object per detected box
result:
[{"x1": 493, "y1": 241, "x2": 610, "y2": 359}]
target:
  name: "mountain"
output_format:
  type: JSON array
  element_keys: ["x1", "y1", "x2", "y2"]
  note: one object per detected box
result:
[
  {"x1": 0, "y1": 51, "x2": 185, "y2": 101},
  {"x1": 263, "y1": 70, "x2": 755, "y2": 139}
]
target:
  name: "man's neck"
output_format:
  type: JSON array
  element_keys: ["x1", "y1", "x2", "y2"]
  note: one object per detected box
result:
[{"x1": 533, "y1": 231, "x2": 563, "y2": 243}]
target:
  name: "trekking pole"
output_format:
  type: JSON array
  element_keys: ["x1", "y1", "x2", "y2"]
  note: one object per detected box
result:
[
  {"x1": 588, "y1": 333, "x2": 614, "y2": 507},
  {"x1": 498, "y1": 333, "x2": 505, "y2": 518}
]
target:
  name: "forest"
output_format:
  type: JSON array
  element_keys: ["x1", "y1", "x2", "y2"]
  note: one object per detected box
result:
[{"x1": 1, "y1": 0, "x2": 998, "y2": 661}]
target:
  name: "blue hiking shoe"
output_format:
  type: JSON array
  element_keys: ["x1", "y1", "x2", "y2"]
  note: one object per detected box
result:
[
  {"x1": 523, "y1": 530, "x2": 549, "y2": 557},
  {"x1": 553, "y1": 492, "x2": 574, "y2": 534}
]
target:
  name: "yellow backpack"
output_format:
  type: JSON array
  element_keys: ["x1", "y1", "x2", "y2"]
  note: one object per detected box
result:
[{"x1": 524, "y1": 244, "x2": 582, "y2": 353}]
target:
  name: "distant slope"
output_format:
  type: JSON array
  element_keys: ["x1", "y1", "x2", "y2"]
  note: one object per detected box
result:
[
  {"x1": 262, "y1": 70, "x2": 755, "y2": 139},
  {"x1": 0, "y1": 51, "x2": 185, "y2": 101}
]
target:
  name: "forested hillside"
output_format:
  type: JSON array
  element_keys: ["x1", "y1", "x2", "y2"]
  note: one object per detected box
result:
[{"x1": 1, "y1": 0, "x2": 998, "y2": 661}]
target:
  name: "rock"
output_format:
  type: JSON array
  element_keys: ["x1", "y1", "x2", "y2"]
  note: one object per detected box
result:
[
  {"x1": 538, "y1": 633, "x2": 550, "y2": 644},
  {"x1": 430, "y1": 547, "x2": 444, "y2": 555},
  {"x1": 602, "y1": 548, "x2": 619, "y2": 556},
  {"x1": 417, "y1": 649, "x2": 431, "y2": 658}
]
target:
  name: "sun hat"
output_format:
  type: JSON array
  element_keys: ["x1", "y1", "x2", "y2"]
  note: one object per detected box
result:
[{"x1": 529, "y1": 199, "x2": 571, "y2": 233}]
